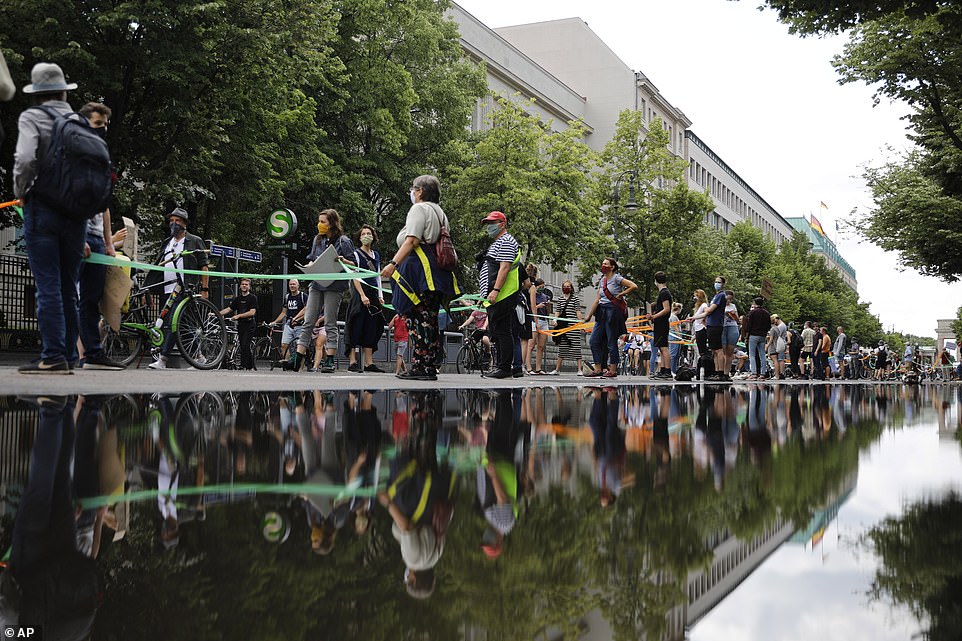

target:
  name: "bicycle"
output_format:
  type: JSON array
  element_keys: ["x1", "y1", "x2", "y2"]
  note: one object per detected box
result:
[
  {"x1": 253, "y1": 323, "x2": 284, "y2": 371},
  {"x1": 456, "y1": 329, "x2": 491, "y2": 374},
  {"x1": 102, "y1": 249, "x2": 227, "y2": 369},
  {"x1": 221, "y1": 319, "x2": 242, "y2": 370}
]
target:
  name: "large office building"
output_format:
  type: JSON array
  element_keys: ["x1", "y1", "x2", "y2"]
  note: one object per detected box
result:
[{"x1": 448, "y1": 4, "x2": 853, "y2": 290}]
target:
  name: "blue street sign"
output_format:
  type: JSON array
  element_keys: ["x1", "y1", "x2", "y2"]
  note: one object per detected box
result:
[
  {"x1": 238, "y1": 249, "x2": 262, "y2": 263},
  {"x1": 209, "y1": 244, "x2": 236, "y2": 258}
]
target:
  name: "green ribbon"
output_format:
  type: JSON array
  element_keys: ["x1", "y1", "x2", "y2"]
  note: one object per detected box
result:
[{"x1": 85, "y1": 251, "x2": 379, "y2": 281}]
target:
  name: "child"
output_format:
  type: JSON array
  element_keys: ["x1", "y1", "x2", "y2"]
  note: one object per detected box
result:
[{"x1": 389, "y1": 313, "x2": 409, "y2": 375}]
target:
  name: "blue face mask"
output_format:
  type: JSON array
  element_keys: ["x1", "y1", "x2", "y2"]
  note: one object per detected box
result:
[
  {"x1": 713, "y1": 282, "x2": 722, "y2": 291},
  {"x1": 486, "y1": 223, "x2": 501, "y2": 238}
]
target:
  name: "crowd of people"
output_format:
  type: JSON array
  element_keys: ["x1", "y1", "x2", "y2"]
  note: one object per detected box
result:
[{"x1": 9, "y1": 61, "x2": 953, "y2": 384}]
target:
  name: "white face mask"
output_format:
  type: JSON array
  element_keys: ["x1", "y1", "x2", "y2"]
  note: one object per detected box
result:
[{"x1": 409, "y1": 189, "x2": 417, "y2": 205}]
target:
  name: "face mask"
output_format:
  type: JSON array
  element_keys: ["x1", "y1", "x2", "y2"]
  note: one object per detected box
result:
[
  {"x1": 169, "y1": 222, "x2": 185, "y2": 236},
  {"x1": 600, "y1": 264, "x2": 611, "y2": 273},
  {"x1": 713, "y1": 282, "x2": 722, "y2": 291},
  {"x1": 410, "y1": 189, "x2": 417, "y2": 205},
  {"x1": 92, "y1": 127, "x2": 107, "y2": 140},
  {"x1": 486, "y1": 223, "x2": 501, "y2": 238},
  {"x1": 360, "y1": 234, "x2": 374, "y2": 246},
  {"x1": 563, "y1": 287, "x2": 572, "y2": 295},
  {"x1": 317, "y1": 222, "x2": 329, "y2": 235}
]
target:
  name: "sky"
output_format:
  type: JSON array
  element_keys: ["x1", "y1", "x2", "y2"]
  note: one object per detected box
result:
[{"x1": 455, "y1": 0, "x2": 962, "y2": 338}]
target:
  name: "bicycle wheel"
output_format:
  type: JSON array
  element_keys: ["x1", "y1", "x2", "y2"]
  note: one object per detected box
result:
[
  {"x1": 173, "y1": 296, "x2": 227, "y2": 369},
  {"x1": 102, "y1": 316, "x2": 146, "y2": 367},
  {"x1": 456, "y1": 344, "x2": 479, "y2": 374},
  {"x1": 175, "y1": 391, "x2": 225, "y2": 442},
  {"x1": 254, "y1": 336, "x2": 278, "y2": 371}
]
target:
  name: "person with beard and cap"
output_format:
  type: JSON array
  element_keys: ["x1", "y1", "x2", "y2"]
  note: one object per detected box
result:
[
  {"x1": 146, "y1": 207, "x2": 210, "y2": 369},
  {"x1": 13, "y1": 63, "x2": 83, "y2": 373},
  {"x1": 477, "y1": 211, "x2": 520, "y2": 379}
]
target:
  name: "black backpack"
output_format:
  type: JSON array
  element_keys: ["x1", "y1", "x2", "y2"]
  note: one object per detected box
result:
[{"x1": 28, "y1": 104, "x2": 112, "y2": 221}]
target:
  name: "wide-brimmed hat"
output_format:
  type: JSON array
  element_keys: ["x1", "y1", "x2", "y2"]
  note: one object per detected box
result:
[
  {"x1": 482, "y1": 211, "x2": 506, "y2": 224},
  {"x1": 22, "y1": 62, "x2": 77, "y2": 95}
]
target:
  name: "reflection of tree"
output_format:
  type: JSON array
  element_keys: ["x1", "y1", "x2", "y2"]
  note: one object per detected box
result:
[{"x1": 866, "y1": 493, "x2": 962, "y2": 641}]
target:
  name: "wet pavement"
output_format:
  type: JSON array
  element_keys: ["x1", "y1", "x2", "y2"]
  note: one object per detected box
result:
[{"x1": 1, "y1": 383, "x2": 960, "y2": 640}]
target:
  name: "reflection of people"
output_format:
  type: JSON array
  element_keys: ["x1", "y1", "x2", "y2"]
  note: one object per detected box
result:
[
  {"x1": 477, "y1": 390, "x2": 523, "y2": 559},
  {"x1": 377, "y1": 392, "x2": 454, "y2": 597},
  {"x1": 343, "y1": 391, "x2": 383, "y2": 534},
  {"x1": 589, "y1": 387, "x2": 629, "y2": 507},
  {"x1": 299, "y1": 391, "x2": 347, "y2": 555},
  {"x1": 7, "y1": 396, "x2": 100, "y2": 636}
]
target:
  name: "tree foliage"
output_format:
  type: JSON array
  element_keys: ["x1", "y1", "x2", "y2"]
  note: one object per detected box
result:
[
  {"x1": 0, "y1": 0, "x2": 486, "y2": 258},
  {"x1": 444, "y1": 94, "x2": 602, "y2": 282},
  {"x1": 752, "y1": 0, "x2": 948, "y2": 35}
]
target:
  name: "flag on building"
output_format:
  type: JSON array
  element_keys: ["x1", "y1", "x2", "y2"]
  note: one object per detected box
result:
[
  {"x1": 810, "y1": 213, "x2": 826, "y2": 236},
  {"x1": 820, "y1": 201, "x2": 828, "y2": 209}
]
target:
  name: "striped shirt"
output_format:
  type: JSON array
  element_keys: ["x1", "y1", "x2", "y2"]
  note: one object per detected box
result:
[{"x1": 479, "y1": 232, "x2": 518, "y2": 294}]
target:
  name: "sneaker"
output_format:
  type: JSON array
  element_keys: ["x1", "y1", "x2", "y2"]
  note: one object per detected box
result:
[
  {"x1": 548, "y1": 369, "x2": 559, "y2": 375},
  {"x1": 576, "y1": 370, "x2": 584, "y2": 377},
  {"x1": 18, "y1": 359, "x2": 72, "y2": 375},
  {"x1": 17, "y1": 395, "x2": 68, "y2": 409},
  {"x1": 320, "y1": 356, "x2": 336, "y2": 373},
  {"x1": 585, "y1": 369, "x2": 604, "y2": 378},
  {"x1": 512, "y1": 368, "x2": 525, "y2": 378},
  {"x1": 482, "y1": 368, "x2": 512, "y2": 379},
  {"x1": 602, "y1": 370, "x2": 618, "y2": 379},
  {"x1": 347, "y1": 362, "x2": 362, "y2": 373},
  {"x1": 307, "y1": 366, "x2": 319, "y2": 373},
  {"x1": 396, "y1": 368, "x2": 437, "y2": 381},
  {"x1": 364, "y1": 364, "x2": 385, "y2": 373},
  {"x1": 83, "y1": 352, "x2": 126, "y2": 371},
  {"x1": 147, "y1": 357, "x2": 168, "y2": 370}
]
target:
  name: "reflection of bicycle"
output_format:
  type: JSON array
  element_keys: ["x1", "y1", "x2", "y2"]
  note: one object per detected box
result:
[
  {"x1": 456, "y1": 329, "x2": 490, "y2": 374},
  {"x1": 102, "y1": 250, "x2": 227, "y2": 369}
]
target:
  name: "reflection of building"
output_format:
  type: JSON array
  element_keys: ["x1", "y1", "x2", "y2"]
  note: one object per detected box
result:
[
  {"x1": 784, "y1": 217, "x2": 858, "y2": 292},
  {"x1": 789, "y1": 469, "x2": 858, "y2": 547}
]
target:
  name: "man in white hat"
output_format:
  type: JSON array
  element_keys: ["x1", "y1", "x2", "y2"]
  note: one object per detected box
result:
[{"x1": 13, "y1": 63, "x2": 83, "y2": 373}]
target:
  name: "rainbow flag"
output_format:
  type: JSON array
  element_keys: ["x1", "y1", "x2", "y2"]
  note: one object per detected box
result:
[{"x1": 810, "y1": 214, "x2": 826, "y2": 236}]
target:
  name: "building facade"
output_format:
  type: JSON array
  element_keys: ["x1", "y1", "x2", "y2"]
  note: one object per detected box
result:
[{"x1": 448, "y1": 4, "x2": 857, "y2": 292}]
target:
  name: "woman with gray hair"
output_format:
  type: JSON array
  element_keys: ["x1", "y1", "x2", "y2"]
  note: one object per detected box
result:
[{"x1": 380, "y1": 175, "x2": 461, "y2": 381}]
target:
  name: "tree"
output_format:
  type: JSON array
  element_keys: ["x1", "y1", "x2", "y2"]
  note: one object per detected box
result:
[
  {"x1": 866, "y1": 493, "x2": 962, "y2": 641},
  {"x1": 589, "y1": 110, "x2": 715, "y2": 308},
  {"x1": 751, "y1": 0, "x2": 948, "y2": 35},
  {"x1": 444, "y1": 94, "x2": 602, "y2": 282},
  {"x1": 0, "y1": 0, "x2": 486, "y2": 261}
]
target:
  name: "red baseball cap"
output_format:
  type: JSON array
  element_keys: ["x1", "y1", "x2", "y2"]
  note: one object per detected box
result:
[{"x1": 482, "y1": 211, "x2": 506, "y2": 224}]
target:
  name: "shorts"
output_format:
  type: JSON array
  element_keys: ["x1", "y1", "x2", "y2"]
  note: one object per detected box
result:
[
  {"x1": 723, "y1": 325, "x2": 740, "y2": 347},
  {"x1": 801, "y1": 350, "x2": 811, "y2": 360},
  {"x1": 652, "y1": 326, "x2": 669, "y2": 349},
  {"x1": 281, "y1": 323, "x2": 304, "y2": 345},
  {"x1": 707, "y1": 325, "x2": 723, "y2": 351},
  {"x1": 536, "y1": 318, "x2": 549, "y2": 332},
  {"x1": 312, "y1": 325, "x2": 327, "y2": 339},
  {"x1": 395, "y1": 340, "x2": 408, "y2": 358}
]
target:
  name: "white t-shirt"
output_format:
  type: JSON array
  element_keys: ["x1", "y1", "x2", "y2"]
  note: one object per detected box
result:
[
  {"x1": 692, "y1": 302, "x2": 708, "y2": 332},
  {"x1": 396, "y1": 202, "x2": 448, "y2": 247},
  {"x1": 161, "y1": 236, "x2": 186, "y2": 294}
]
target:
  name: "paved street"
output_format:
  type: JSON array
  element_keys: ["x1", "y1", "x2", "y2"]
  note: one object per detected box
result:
[{"x1": 0, "y1": 365, "x2": 917, "y2": 396}]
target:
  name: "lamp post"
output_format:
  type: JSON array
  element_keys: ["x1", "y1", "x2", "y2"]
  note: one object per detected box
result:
[{"x1": 612, "y1": 169, "x2": 653, "y2": 306}]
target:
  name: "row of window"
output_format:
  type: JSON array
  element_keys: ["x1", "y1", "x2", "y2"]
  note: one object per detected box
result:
[
  {"x1": 687, "y1": 520, "x2": 787, "y2": 604},
  {"x1": 689, "y1": 159, "x2": 787, "y2": 244},
  {"x1": 639, "y1": 98, "x2": 685, "y2": 153}
]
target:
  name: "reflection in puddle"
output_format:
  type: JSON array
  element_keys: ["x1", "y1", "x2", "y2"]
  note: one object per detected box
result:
[{"x1": 0, "y1": 384, "x2": 960, "y2": 640}]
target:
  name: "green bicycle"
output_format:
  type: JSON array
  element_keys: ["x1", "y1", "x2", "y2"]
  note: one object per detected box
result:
[{"x1": 102, "y1": 250, "x2": 227, "y2": 369}]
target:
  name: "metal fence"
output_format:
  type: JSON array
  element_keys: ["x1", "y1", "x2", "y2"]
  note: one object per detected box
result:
[{"x1": 0, "y1": 254, "x2": 40, "y2": 352}]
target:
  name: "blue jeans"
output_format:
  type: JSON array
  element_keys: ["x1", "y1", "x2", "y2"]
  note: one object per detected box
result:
[
  {"x1": 23, "y1": 200, "x2": 86, "y2": 362},
  {"x1": 589, "y1": 305, "x2": 621, "y2": 368},
  {"x1": 79, "y1": 234, "x2": 107, "y2": 359},
  {"x1": 748, "y1": 335, "x2": 767, "y2": 375}
]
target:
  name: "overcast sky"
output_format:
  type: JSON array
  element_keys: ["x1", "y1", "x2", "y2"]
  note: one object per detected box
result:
[{"x1": 456, "y1": 0, "x2": 962, "y2": 338}]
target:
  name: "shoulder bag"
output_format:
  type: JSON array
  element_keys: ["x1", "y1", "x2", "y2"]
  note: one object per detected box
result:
[{"x1": 428, "y1": 204, "x2": 458, "y2": 270}]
